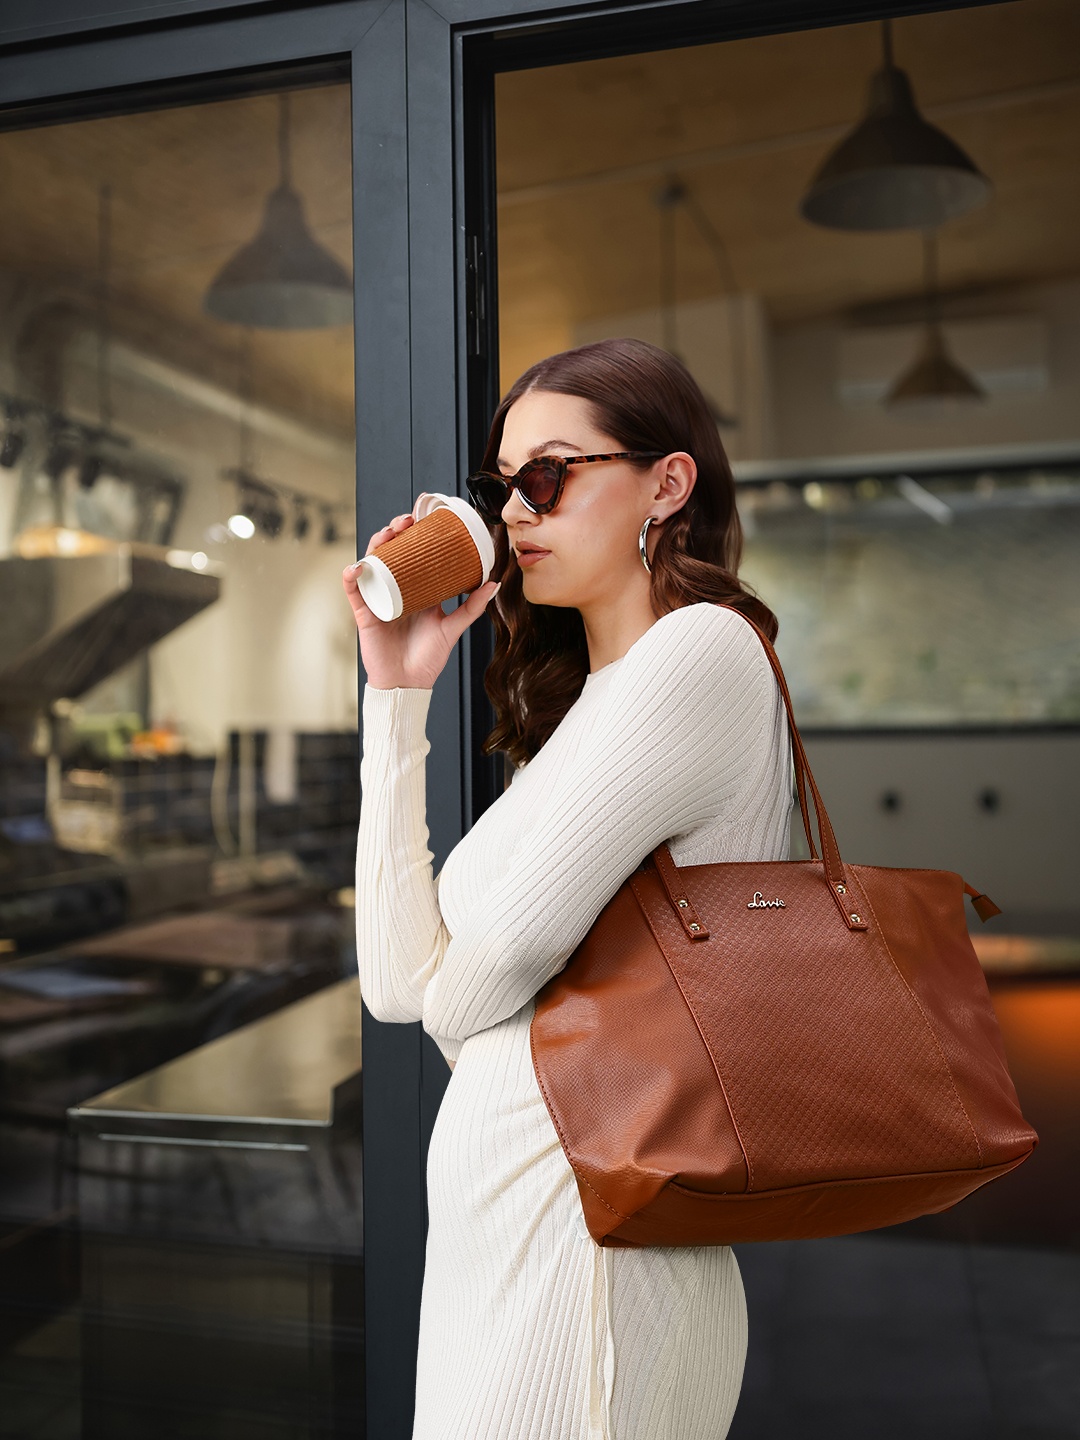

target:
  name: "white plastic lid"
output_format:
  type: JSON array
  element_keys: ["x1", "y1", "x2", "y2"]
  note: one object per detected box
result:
[{"x1": 355, "y1": 553, "x2": 404, "y2": 622}]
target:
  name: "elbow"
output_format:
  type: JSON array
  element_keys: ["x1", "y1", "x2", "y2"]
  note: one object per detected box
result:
[
  {"x1": 361, "y1": 986, "x2": 423, "y2": 1025},
  {"x1": 422, "y1": 934, "x2": 545, "y2": 1042}
]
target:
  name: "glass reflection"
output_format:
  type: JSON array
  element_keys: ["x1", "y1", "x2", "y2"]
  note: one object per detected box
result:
[{"x1": 0, "y1": 80, "x2": 361, "y2": 1438}]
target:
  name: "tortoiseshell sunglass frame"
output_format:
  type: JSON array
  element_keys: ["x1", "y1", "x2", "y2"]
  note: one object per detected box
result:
[{"x1": 465, "y1": 452, "x2": 664, "y2": 523}]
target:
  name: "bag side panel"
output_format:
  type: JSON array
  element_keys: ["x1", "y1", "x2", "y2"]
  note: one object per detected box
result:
[
  {"x1": 848, "y1": 865, "x2": 1038, "y2": 1166},
  {"x1": 531, "y1": 880, "x2": 748, "y2": 1235}
]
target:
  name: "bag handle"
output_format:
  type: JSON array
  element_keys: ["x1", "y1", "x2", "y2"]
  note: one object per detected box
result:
[
  {"x1": 658, "y1": 606, "x2": 868, "y2": 933},
  {"x1": 650, "y1": 605, "x2": 1000, "y2": 933},
  {"x1": 720, "y1": 607, "x2": 869, "y2": 928}
]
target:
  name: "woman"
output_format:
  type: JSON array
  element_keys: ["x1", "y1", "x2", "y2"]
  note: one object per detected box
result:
[{"x1": 343, "y1": 337, "x2": 792, "y2": 1440}]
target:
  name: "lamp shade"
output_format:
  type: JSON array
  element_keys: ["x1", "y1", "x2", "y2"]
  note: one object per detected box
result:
[
  {"x1": 801, "y1": 65, "x2": 991, "y2": 231},
  {"x1": 204, "y1": 184, "x2": 353, "y2": 329},
  {"x1": 886, "y1": 324, "x2": 985, "y2": 406}
]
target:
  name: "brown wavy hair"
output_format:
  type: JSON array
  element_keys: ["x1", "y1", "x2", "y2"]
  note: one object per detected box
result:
[{"x1": 482, "y1": 337, "x2": 776, "y2": 767}]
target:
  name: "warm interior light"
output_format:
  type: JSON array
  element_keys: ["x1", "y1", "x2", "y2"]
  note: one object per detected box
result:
[
  {"x1": 14, "y1": 525, "x2": 117, "y2": 559},
  {"x1": 227, "y1": 513, "x2": 256, "y2": 539}
]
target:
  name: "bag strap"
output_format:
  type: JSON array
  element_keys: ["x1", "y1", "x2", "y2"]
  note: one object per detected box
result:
[
  {"x1": 651, "y1": 605, "x2": 1000, "y2": 932},
  {"x1": 656, "y1": 605, "x2": 868, "y2": 932}
]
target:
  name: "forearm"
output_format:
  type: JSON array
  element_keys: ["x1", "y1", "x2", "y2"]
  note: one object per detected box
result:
[{"x1": 355, "y1": 685, "x2": 449, "y2": 1023}]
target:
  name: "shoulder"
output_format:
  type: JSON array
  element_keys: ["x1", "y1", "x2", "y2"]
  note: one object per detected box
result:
[{"x1": 625, "y1": 603, "x2": 773, "y2": 691}]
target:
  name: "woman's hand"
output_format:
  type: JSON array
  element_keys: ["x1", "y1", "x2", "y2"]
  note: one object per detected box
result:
[{"x1": 342, "y1": 514, "x2": 500, "y2": 691}]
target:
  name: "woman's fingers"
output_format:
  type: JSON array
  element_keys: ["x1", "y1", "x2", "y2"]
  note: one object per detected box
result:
[
  {"x1": 363, "y1": 513, "x2": 414, "y2": 557},
  {"x1": 440, "y1": 581, "x2": 500, "y2": 647}
]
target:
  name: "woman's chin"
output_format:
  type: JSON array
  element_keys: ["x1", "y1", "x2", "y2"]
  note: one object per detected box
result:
[{"x1": 521, "y1": 572, "x2": 570, "y2": 608}]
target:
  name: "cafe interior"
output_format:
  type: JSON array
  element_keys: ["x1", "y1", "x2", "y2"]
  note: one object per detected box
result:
[{"x1": 0, "y1": 1, "x2": 1077, "y2": 1436}]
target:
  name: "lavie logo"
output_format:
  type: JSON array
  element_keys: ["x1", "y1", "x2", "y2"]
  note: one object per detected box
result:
[{"x1": 747, "y1": 891, "x2": 785, "y2": 910}]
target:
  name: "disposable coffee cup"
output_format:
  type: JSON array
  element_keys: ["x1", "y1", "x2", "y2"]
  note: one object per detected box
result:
[{"x1": 354, "y1": 493, "x2": 495, "y2": 622}]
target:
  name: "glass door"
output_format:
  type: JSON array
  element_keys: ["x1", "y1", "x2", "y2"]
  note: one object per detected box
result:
[
  {"x1": 488, "y1": 4, "x2": 1080, "y2": 1436},
  {"x1": 0, "y1": 40, "x2": 377, "y2": 1440}
]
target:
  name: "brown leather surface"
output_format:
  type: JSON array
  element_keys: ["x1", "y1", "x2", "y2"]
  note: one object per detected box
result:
[
  {"x1": 374, "y1": 507, "x2": 483, "y2": 616},
  {"x1": 530, "y1": 608, "x2": 1038, "y2": 1248}
]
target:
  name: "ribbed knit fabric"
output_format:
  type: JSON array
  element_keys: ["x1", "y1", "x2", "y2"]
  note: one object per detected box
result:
[{"x1": 356, "y1": 603, "x2": 793, "y2": 1440}]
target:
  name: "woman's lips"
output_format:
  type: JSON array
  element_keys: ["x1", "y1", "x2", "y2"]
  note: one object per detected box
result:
[{"x1": 516, "y1": 548, "x2": 550, "y2": 567}]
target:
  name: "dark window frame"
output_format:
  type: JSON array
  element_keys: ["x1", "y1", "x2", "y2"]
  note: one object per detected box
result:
[{"x1": 0, "y1": 0, "x2": 1003, "y2": 1434}]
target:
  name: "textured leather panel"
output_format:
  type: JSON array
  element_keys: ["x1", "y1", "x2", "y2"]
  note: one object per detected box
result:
[
  {"x1": 637, "y1": 859, "x2": 982, "y2": 1191},
  {"x1": 529, "y1": 607, "x2": 1038, "y2": 1248}
]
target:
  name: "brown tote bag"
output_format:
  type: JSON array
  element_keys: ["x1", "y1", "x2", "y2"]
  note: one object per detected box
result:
[{"x1": 530, "y1": 609, "x2": 1037, "y2": 1248}]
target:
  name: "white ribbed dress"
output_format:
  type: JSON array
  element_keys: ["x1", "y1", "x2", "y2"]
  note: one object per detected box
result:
[{"x1": 355, "y1": 602, "x2": 793, "y2": 1440}]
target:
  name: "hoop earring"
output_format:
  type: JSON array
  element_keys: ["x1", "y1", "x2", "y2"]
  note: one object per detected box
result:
[{"x1": 638, "y1": 517, "x2": 657, "y2": 574}]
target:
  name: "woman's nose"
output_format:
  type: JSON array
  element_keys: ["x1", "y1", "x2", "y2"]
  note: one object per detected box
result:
[{"x1": 500, "y1": 484, "x2": 534, "y2": 527}]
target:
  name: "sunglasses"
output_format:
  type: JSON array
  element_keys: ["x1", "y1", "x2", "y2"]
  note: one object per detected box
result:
[{"x1": 466, "y1": 452, "x2": 664, "y2": 524}]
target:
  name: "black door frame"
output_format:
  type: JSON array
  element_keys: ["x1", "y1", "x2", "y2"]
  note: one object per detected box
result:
[{"x1": 0, "y1": 0, "x2": 997, "y2": 1433}]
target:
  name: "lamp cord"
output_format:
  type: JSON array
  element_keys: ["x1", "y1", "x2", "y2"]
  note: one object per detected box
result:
[
  {"x1": 278, "y1": 92, "x2": 292, "y2": 190},
  {"x1": 96, "y1": 184, "x2": 113, "y2": 431}
]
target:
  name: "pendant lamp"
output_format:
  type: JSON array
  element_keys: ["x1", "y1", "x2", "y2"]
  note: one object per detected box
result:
[
  {"x1": 205, "y1": 94, "x2": 352, "y2": 329},
  {"x1": 801, "y1": 20, "x2": 991, "y2": 232},
  {"x1": 887, "y1": 232, "x2": 984, "y2": 407}
]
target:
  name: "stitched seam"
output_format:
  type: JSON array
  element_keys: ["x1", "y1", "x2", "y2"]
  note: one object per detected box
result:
[
  {"x1": 630, "y1": 874, "x2": 755, "y2": 1192},
  {"x1": 856, "y1": 881, "x2": 985, "y2": 1169},
  {"x1": 664, "y1": 1154, "x2": 1028, "y2": 1198}
]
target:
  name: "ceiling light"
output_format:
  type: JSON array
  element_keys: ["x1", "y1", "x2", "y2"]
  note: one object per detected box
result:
[
  {"x1": 78, "y1": 454, "x2": 105, "y2": 490},
  {"x1": 0, "y1": 428, "x2": 25, "y2": 468},
  {"x1": 801, "y1": 21, "x2": 991, "y2": 231},
  {"x1": 896, "y1": 475, "x2": 953, "y2": 524},
  {"x1": 257, "y1": 496, "x2": 285, "y2": 539},
  {"x1": 886, "y1": 232, "x2": 984, "y2": 408},
  {"x1": 204, "y1": 93, "x2": 353, "y2": 329},
  {"x1": 227, "y1": 513, "x2": 256, "y2": 540},
  {"x1": 43, "y1": 440, "x2": 77, "y2": 482},
  {"x1": 887, "y1": 327, "x2": 984, "y2": 406}
]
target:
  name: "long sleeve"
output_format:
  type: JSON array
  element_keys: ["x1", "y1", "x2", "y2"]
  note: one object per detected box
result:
[
  {"x1": 355, "y1": 685, "x2": 449, "y2": 1025},
  {"x1": 422, "y1": 604, "x2": 783, "y2": 1042}
]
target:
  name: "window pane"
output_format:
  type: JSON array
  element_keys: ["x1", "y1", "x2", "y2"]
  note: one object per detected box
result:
[
  {"x1": 0, "y1": 78, "x2": 361, "y2": 1438},
  {"x1": 494, "y1": 7, "x2": 1080, "y2": 1437}
]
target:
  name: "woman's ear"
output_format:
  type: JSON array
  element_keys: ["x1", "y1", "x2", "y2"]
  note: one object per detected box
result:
[{"x1": 651, "y1": 452, "x2": 697, "y2": 520}]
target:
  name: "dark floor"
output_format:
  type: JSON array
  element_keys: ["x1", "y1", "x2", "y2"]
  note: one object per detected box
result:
[
  {"x1": 1, "y1": 974, "x2": 1076, "y2": 1438},
  {"x1": 0, "y1": 1310, "x2": 79, "y2": 1440},
  {"x1": 731, "y1": 1234, "x2": 1080, "y2": 1440}
]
